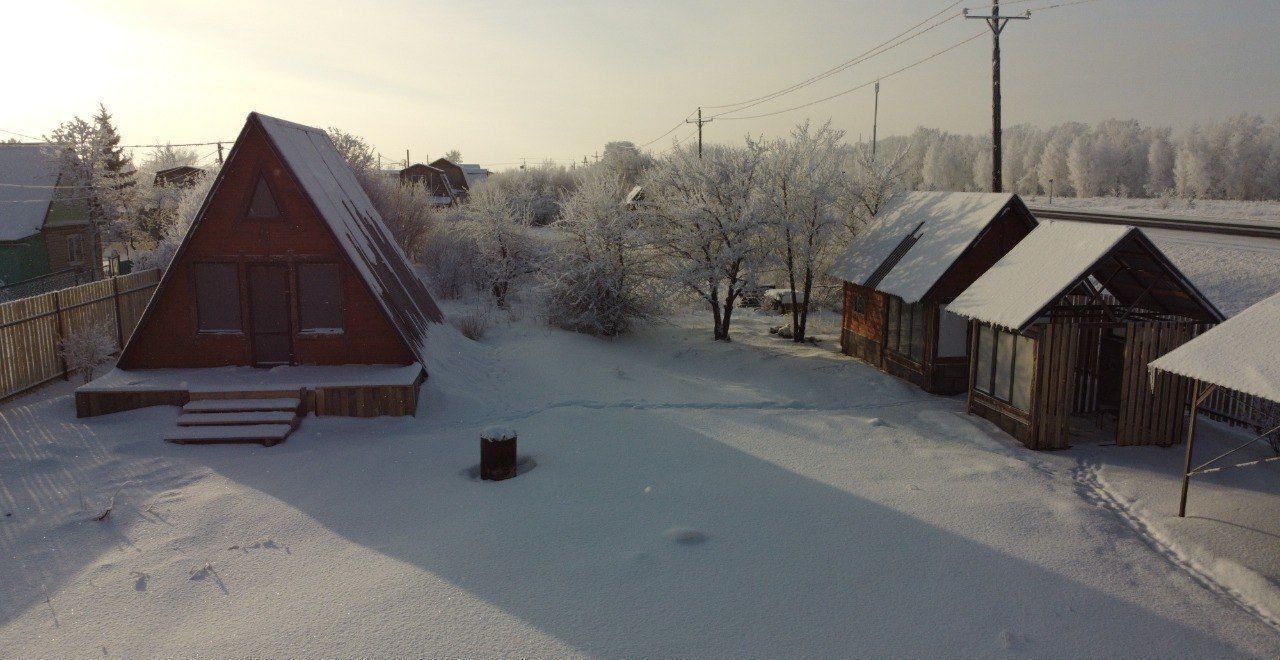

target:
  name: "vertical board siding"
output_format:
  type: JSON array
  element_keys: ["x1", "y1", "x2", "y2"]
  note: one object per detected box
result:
[
  {"x1": 1116, "y1": 321, "x2": 1205, "y2": 447},
  {"x1": 0, "y1": 269, "x2": 160, "y2": 401}
]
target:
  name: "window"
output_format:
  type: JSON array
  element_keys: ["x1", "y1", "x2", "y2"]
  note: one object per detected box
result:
[
  {"x1": 246, "y1": 175, "x2": 281, "y2": 219},
  {"x1": 851, "y1": 291, "x2": 866, "y2": 315},
  {"x1": 885, "y1": 296, "x2": 925, "y2": 363},
  {"x1": 973, "y1": 323, "x2": 1035, "y2": 412},
  {"x1": 937, "y1": 306, "x2": 969, "y2": 358},
  {"x1": 194, "y1": 263, "x2": 242, "y2": 332},
  {"x1": 297, "y1": 263, "x2": 344, "y2": 332},
  {"x1": 66, "y1": 235, "x2": 86, "y2": 263}
]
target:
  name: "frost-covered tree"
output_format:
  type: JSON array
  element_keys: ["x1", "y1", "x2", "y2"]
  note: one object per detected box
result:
[
  {"x1": 132, "y1": 145, "x2": 201, "y2": 243},
  {"x1": 600, "y1": 141, "x2": 653, "y2": 186},
  {"x1": 642, "y1": 139, "x2": 767, "y2": 341},
  {"x1": 46, "y1": 104, "x2": 138, "y2": 249},
  {"x1": 133, "y1": 169, "x2": 215, "y2": 271},
  {"x1": 544, "y1": 169, "x2": 655, "y2": 336},
  {"x1": 444, "y1": 149, "x2": 463, "y2": 163},
  {"x1": 762, "y1": 121, "x2": 846, "y2": 342},
  {"x1": 1144, "y1": 127, "x2": 1175, "y2": 196},
  {"x1": 839, "y1": 144, "x2": 908, "y2": 234},
  {"x1": 326, "y1": 128, "x2": 378, "y2": 173},
  {"x1": 466, "y1": 175, "x2": 537, "y2": 307},
  {"x1": 1067, "y1": 134, "x2": 1102, "y2": 198},
  {"x1": 60, "y1": 322, "x2": 117, "y2": 384}
]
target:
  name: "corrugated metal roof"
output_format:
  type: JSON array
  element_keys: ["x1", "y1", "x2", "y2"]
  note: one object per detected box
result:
[
  {"x1": 0, "y1": 144, "x2": 61, "y2": 241},
  {"x1": 257, "y1": 114, "x2": 444, "y2": 362},
  {"x1": 828, "y1": 191, "x2": 1022, "y2": 303},
  {"x1": 1151, "y1": 290, "x2": 1280, "y2": 403}
]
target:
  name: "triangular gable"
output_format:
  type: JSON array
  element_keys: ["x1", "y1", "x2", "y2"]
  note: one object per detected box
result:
[
  {"x1": 829, "y1": 191, "x2": 1033, "y2": 303},
  {"x1": 247, "y1": 175, "x2": 281, "y2": 218},
  {"x1": 119, "y1": 112, "x2": 442, "y2": 366},
  {"x1": 947, "y1": 221, "x2": 1223, "y2": 331}
]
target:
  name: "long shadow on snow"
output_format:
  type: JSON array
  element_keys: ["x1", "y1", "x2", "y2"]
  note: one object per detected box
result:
[{"x1": 178, "y1": 408, "x2": 1271, "y2": 659}]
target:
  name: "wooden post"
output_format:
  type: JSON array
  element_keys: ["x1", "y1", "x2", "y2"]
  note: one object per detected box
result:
[
  {"x1": 53, "y1": 292, "x2": 69, "y2": 380},
  {"x1": 481, "y1": 428, "x2": 517, "y2": 481},
  {"x1": 1178, "y1": 382, "x2": 1208, "y2": 517},
  {"x1": 111, "y1": 275, "x2": 125, "y2": 349}
]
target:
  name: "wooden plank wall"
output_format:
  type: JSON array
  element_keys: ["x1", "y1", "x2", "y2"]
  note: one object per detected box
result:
[
  {"x1": 1115, "y1": 321, "x2": 1204, "y2": 446},
  {"x1": 1031, "y1": 322, "x2": 1079, "y2": 450},
  {"x1": 0, "y1": 269, "x2": 160, "y2": 401}
]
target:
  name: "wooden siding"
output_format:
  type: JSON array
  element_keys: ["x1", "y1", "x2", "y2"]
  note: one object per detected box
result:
[
  {"x1": 76, "y1": 380, "x2": 422, "y2": 418},
  {"x1": 42, "y1": 225, "x2": 100, "y2": 277},
  {"x1": 1, "y1": 269, "x2": 160, "y2": 402},
  {"x1": 1116, "y1": 322, "x2": 1204, "y2": 446},
  {"x1": 119, "y1": 120, "x2": 416, "y2": 369},
  {"x1": 840, "y1": 282, "x2": 886, "y2": 366}
]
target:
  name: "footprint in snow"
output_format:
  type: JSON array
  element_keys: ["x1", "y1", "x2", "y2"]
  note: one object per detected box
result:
[
  {"x1": 130, "y1": 571, "x2": 149, "y2": 591},
  {"x1": 664, "y1": 527, "x2": 708, "y2": 546}
]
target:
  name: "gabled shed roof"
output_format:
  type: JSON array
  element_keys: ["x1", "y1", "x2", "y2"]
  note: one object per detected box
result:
[
  {"x1": 829, "y1": 191, "x2": 1029, "y2": 303},
  {"x1": 947, "y1": 220, "x2": 1223, "y2": 331},
  {"x1": 121, "y1": 112, "x2": 443, "y2": 366},
  {"x1": 256, "y1": 114, "x2": 444, "y2": 360},
  {"x1": 0, "y1": 144, "x2": 61, "y2": 242},
  {"x1": 1150, "y1": 290, "x2": 1280, "y2": 403}
]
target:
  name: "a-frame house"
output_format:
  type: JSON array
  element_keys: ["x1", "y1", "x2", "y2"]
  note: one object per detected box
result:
[{"x1": 76, "y1": 113, "x2": 443, "y2": 428}]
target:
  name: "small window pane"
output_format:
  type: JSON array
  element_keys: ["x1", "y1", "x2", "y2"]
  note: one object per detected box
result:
[
  {"x1": 909, "y1": 303, "x2": 924, "y2": 362},
  {"x1": 297, "y1": 263, "x2": 344, "y2": 332},
  {"x1": 247, "y1": 175, "x2": 281, "y2": 219},
  {"x1": 975, "y1": 325, "x2": 994, "y2": 393},
  {"x1": 195, "y1": 263, "x2": 241, "y2": 332},
  {"x1": 886, "y1": 298, "x2": 900, "y2": 352},
  {"x1": 995, "y1": 330, "x2": 1015, "y2": 401},
  {"x1": 1011, "y1": 334, "x2": 1035, "y2": 411}
]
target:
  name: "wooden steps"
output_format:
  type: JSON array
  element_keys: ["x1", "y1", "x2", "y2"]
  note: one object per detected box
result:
[{"x1": 166, "y1": 397, "x2": 303, "y2": 446}]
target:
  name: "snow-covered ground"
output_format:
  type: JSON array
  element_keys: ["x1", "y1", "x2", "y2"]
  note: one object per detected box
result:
[
  {"x1": 1023, "y1": 195, "x2": 1280, "y2": 225},
  {"x1": 3, "y1": 309, "x2": 1280, "y2": 658}
]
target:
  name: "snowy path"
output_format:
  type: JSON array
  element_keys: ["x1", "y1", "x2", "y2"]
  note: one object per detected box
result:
[{"x1": 2, "y1": 310, "x2": 1279, "y2": 658}]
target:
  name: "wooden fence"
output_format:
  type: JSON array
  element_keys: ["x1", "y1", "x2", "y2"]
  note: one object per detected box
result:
[{"x1": 0, "y1": 269, "x2": 160, "y2": 402}]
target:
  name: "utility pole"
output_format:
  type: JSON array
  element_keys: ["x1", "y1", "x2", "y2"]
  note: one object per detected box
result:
[
  {"x1": 216, "y1": 142, "x2": 224, "y2": 165},
  {"x1": 871, "y1": 80, "x2": 880, "y2": 158},
  {"x1": 966, "y1": 1, "x2": 1029, "y2": 193},
  {"x1": 405, "y1": 149, "x2": 410, "y2": 168},
  {"x1": 686, "y1": 107, "x2": 713, "y2": 159}
]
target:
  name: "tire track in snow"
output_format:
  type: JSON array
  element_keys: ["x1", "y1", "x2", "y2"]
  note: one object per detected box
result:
[{"x1": 1071, "y1": 456, "x2": 1280, "y2": 633}]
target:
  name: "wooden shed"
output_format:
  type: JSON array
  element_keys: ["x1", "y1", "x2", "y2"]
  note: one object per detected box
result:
[
  {"x1": 76, "y1": 112, "x2": 444, "y2": 426},
  {"x1": 948, "y1": 221, "x2": 1223, "y2": 450},
  {"x1": 429, "y1": 158, "x2": 470, "y2": 199},
  {"x1": 399, "y1": 163, "x2": 456, "y2": 204},
  {"x1": 829, "y1": 191, "x2": 1036, "y2": 394}
]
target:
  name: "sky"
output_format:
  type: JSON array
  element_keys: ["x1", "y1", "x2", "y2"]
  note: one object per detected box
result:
[{"x1": 3, "y1": 0, "x2": 1278, "y2": 170}]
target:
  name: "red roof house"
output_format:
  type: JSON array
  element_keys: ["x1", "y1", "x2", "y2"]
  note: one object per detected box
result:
[{"x1": 76, "y1": 113, "x2": 443, "y2": 431}]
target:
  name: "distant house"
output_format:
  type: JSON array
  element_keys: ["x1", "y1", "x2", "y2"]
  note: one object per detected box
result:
[
  {"x1": 77, "y1": 112, "x2": 445, "y2": 428},
  {"x1": 460, "y1": 163, "x2": 490, "y2": 188},
  {"x1": 429, "y1": 158, "x2": 471, "y2": 199},
  {"x1": 829, "y1": 191, "x2": 1037, "y2": 394},
  {"x1": 0, "y1": 143, "x2": 99, "y2": 289},
  {"x1": 153, "y1": 165, "x2": 205, "y2": 189},
  {"x1": 399, "y1": 163, "x2": 456, "y2": 205}
]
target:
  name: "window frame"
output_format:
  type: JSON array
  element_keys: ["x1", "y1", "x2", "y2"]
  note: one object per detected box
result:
[
  {"x1": 244, "y1": 171, "x2": 284, "y2": 221},
  {"x1": 973, "y1": 323, "x2": 1035, "y2": 412},
  {"x1": 851, "y1": 290, "x2": 866, "y2": 315},
  {"x1": 193, "y1": 261, "x2": 244, "y2": 334},
  {"x1": 66, "y1": 234, "x2": 85, "y2": 264},
  {"x1": 295, "y1": 262, "x2": 346, "y2": 335},
  {"x1": 884, "y1": 295, "x2": 925, "y2": 365}
]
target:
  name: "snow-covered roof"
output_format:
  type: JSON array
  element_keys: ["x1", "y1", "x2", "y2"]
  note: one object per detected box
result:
[
  {"x1": 1150, "y1": 291, "x2": 1280, "y2": 403},
  {"x1": 0, "y1": 144, "x2": 61, "y2": 242},
  {"x1": 828, "y1": 191, "x2": 1028, "y2": 303},
  {"x1": 460, "y1": 164, "x2": 488, "y2": 187},
  {"x1": 256, "y1": 114, "x2": 444, "y2": 360},
  {"x1": 948, "y1": 221, "x2": 1222, "y2": 331}
]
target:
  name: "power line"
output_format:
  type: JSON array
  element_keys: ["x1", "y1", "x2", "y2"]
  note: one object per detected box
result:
[
  {"x1": 704, "y1": 0, "x2": 967, "y2": 115},
  {"x1": 716, "y1": 30, "x2": 987, "y2": 122}
]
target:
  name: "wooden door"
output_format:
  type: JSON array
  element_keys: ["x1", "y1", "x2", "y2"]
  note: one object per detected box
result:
[{"x1": 247, "y1": 264, "x2": 292, "y2": 367}]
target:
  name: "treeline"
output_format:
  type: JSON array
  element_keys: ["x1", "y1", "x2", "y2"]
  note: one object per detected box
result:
[{"x1": 878, "y1": 115, "x2": 1280, "y2": 200}]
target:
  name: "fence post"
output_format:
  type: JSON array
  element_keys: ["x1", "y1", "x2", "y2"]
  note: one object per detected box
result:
[
  {"x1": 53, "y1": 292, "x2": 69, "y2": 380},
  {"x1": 111, "y1": 275, "x2": 124, "y2": 349}
]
